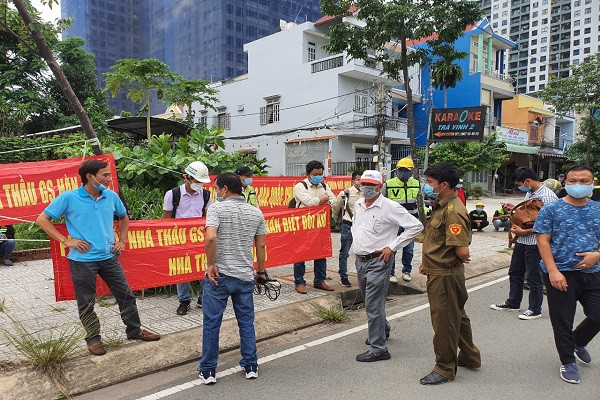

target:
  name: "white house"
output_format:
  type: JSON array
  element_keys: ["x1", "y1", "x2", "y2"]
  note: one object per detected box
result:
[{"x1": 193, "y1": 17, "x2": 421, "y2": 176}]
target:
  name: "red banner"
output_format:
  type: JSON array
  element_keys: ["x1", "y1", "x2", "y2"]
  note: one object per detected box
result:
[
  {"x1": 0, "y1": 155, "x2": 119, "y2": 225},
  {"x1": 51, "y1": 205, "x2": 332, "y2": 301},
  {"x1": 243, "y1": 176, "x2": 351, "y2": 209}
]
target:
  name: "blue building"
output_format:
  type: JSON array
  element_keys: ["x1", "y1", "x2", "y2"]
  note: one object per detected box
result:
[
  {"x1": 61, "y1": 0, "x2": 322, "y2": 114},
  {"x1": 410, "y1": 19, "x2": 516, "y2": 141}
]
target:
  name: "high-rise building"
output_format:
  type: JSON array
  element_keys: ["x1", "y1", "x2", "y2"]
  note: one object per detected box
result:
[
  {"x1": 62, "y1": 0, "x2": 322, "y2": 114},
  {"x1": 479, "y1": 0, "x2": 600, "y2": 95}
]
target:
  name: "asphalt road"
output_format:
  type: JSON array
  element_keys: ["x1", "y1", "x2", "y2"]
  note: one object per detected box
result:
[{"x1": 78, "y1": 269, "x2": 599, "y2": 400}]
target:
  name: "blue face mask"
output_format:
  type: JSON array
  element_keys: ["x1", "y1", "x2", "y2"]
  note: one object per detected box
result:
[
  {"x1": 216, "y1": 188, "x2": 225, "y2": 202},
  {"x1": 476, "y1": 207, "x2": 483, "y2": 213},
  {"x1": 565, "y1": 184, "x2": 594, "y2": 199},
  {"x1": 456, "y1": 184, "x2": 463, "y2": 189},
  {"x1": 517, "y1": 183, "x2": 531, "y2": 192},
  {"x1": 243, "y1": 177, "x2": 253, "y2": 186},
  {"x1": 423, "y1": 183, "x2": 439, "y2": 199},
  {"x1": 92, "y1": 176, "x2": 107, "y2": 193},
  {"x1": 311, "y1": 175, "x2": 323, "y2": 185}
]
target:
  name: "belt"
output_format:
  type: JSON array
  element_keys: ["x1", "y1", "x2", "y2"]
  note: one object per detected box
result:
[
  {"x1": 341, "y1": 220, "x2": 352, "y2": 226},
  {"x1": 356, "y1": 252, "x2": 382, "y2": 261}
]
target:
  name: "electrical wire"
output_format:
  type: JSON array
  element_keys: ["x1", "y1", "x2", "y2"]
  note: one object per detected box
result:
[{"x1": 254, "y1": 278, "x2": 281, "y2": 301}]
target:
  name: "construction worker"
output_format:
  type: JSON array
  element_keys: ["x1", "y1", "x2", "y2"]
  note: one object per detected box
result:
[
  {"x1": 469, "y1": 201, "x2": 489, "y2": 231},
  {"x1": 235, "y1": 166, "x2": 259, "y2": 207},
  {"x1": 384, "y1": 157, "x2": 420, "y2": 283}
]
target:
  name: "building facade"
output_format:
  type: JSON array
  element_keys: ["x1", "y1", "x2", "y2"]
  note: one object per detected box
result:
[
  {"x1": 193, "y1": 19, "x2": 421, "y2": 177},
  {"x1": 61, "y1": 0, "x2": 322, "y2": 114},
  {"x1": 480, "y1": 0, "x2": 600, "y2": 95}
]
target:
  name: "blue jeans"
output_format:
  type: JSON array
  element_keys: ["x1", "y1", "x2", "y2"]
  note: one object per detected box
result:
[
  {"x1": 338, "y1": 223, "x2": 353, "y2": 279},
  {"x1": 294, "y1": 258, "x2": 327, "y2": 286},
  {"x1": 0, "y1": 239, "x2": 15, "y2": 260},
  {"x1": 176, "y1": 280, "x2": 203, "y2": 303},
  {"x1": 390, "y1": 227, "x2": 415, "y2": 275},
  {"x1": 505, "y1": 243, "x2": 544, "y2": 314},
  {"x1": 199, "y1": 275, "x2": 257, "y2": 371}
]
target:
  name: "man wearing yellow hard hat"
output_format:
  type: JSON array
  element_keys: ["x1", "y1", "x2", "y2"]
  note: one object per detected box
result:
[
  {"x1": 469, "y1": 201, "x2": 489, "y2": 231},
  {"x1": 383, "y1": 157, "x2": 420, "y2": 283}
]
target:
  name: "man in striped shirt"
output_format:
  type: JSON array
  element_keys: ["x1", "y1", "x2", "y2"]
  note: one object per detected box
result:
[{"x1": 491, "y1": 167, "x2": 558, "y2": 320}]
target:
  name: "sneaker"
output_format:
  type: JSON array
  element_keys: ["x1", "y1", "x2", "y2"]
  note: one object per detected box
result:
[
  {"x1": 519, "y1": 310, "x2": 542, "y2": 320},
  {"x1": 402, "y1": 273, "x2": 411, "y2": 282},
  {"x1": 575, "y1": 346, "x2": 592, "y2": 364},
  {"x1": 244, "y1": 364, "x2": 258, "y2": 379},
  {"x1": 196, "y1": 299, "x2": 202, "y2": 308},
  {"x1": 199, "y1": 369, "x2": 217, "y2": 384},
  {"x1": 340, "y1": 277, "x2": 352, "y2": 287},
  {"x1": 490, "y1": 302, "x2": 520, "y2": 311},
  {"x1": 389, "y1": 275, "x2": 398, "y2": 283},
  {"x1": 177, "y1": 301, "x2": 191, "y2": 315},
  {"x1": 560, "y1": 363, "x2": 580, "y2": 384}
]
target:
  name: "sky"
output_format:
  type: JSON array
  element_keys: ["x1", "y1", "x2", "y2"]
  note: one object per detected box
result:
[{"x1": 31, "y1": 0, "x2": 61, "y2": 22}]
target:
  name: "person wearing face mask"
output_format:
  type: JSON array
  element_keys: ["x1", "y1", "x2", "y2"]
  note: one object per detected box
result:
[
  {"x1": 469, "y1": 202, "x2": 489, "y2": 231},
  {"x1": 332, "y1": 171, "x2": 362, "y2": 287},
  {"x1": 351, "y1": 170, "x2": 422, "y2": 362},
  {"x1": 163, "y1": 161, "x2": 212, "y2": 315},
  {"x1": 292, "y1": 160, "x2": 336, "y2": 294},
  {"x1": 235, "y1": 165, "x2": 259, "y2": 208},
  {"x1": 418, "y1": 162, "x2": 480, "y2": 385},
  {"x1": 36, "y1": 160, "x2": 161, "y2": 356},
  {"x1": 491, "y1": 166, "x2": 557, "y2": 321},
  {"x1": 384, "y1": 157, "x2": 421, "y2": 283},
  {"x1": 533, "y1": 166, "x2": 600, "y2": 384},
  {"x1": 456, "y1": 179, "x2": 467, "y2": 206}
]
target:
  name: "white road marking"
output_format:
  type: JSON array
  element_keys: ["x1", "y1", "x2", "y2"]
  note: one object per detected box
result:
[{"x1": 137, "y1": 275, "x2": 509, "y2": 400}]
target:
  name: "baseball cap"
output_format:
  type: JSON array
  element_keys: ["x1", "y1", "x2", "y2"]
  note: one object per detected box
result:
[{"x1": 359, "y1": 170, "x2": 383, "y2": 185}]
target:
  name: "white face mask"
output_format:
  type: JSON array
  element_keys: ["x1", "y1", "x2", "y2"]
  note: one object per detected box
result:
[{"x1": 190, "y1": 182, "x2": 203, "y2": 192}]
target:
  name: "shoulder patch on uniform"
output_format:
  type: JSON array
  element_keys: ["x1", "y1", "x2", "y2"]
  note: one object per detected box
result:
[
  {"x1": 449, "y1": 223, "x2": 462, "y2": 236},
  {"x1": 448, "y1": 203, "x2": 454, "y2": 210}
]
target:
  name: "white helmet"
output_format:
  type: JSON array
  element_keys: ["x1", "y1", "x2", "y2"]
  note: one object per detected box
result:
[{"x1": 184, "y1": 161, "x2": 210, "y2": 183}]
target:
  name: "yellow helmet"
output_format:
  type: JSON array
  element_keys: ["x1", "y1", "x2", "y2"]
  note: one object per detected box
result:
[{"x1": 396, "y1": 157, "x2": 414, "y2": 169}]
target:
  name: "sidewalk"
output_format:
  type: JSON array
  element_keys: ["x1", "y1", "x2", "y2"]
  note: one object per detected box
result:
[{"x1": 0, "y1": 194, "x2": 516, "y2": 362}]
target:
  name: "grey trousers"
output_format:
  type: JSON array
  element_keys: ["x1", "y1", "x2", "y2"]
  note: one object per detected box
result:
[
  {"x1": 69, "y1": 255, "x2": 142, "y2": 342},
  {"x1": 356, "y1": 255, "x2": 393, "y2": 352}
]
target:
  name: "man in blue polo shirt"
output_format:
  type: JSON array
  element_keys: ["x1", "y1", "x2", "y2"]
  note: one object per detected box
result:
[
  {"x1": 534, "y1": 165, "x2": 600, "y2": 384},
  {"x1": 36, "y1": 159, "x2": 160, "y2": 356}
]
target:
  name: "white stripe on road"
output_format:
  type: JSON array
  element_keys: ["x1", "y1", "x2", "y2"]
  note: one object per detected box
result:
[{"x1": 138, "y1": 275, "x2": 509, "y2": 400}]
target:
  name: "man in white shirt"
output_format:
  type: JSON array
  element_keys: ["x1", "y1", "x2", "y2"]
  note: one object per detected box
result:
[{"x1": 351, "y1": 170, "x2": 423, "y2": 362}]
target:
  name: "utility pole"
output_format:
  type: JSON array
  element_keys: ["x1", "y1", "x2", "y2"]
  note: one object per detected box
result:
[{"x1": 376, "y1": 82, "x2": 386, "y2": 174}]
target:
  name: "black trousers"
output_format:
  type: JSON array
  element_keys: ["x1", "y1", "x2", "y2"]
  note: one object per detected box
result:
[
  {"x1": 543, "y1": 271, "x2": 600, "y2": 365},
  {"x1": 470, "y1": 220, "x2": 489, "y2": 230},
  {"x1": 69, "y1": 255, "x2": 142, "y2": 342}
]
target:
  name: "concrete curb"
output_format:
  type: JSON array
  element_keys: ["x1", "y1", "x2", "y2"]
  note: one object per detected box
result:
[
  {"x1": 0, "y1": 291, "x2": 342, "y2": 400},
  {"x1": 1, "y1": 252, "x2": 512, "y2": 399}
]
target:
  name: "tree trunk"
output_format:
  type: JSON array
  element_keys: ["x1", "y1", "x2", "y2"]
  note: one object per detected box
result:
[
  {"x1": 12, "y1": 0, "x2": 102, "y2": 155},
  {"x1": 187, "y1": 103, "x2": 193, "y2": 125},
  {"x1": 401, "y1": 37, "x2": 426, "y2": 226},
  {"x1": 145, "y1": 91, "x2": 151, "y2": 142},
  {"x1": 444, "y1": 87, "x2": 448, "y2": 108}
]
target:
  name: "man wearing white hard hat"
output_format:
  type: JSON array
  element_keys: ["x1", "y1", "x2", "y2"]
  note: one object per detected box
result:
[
  {"x1": 352, "y1": 170, "x2": 423, "y2": 362},
  {"x1": 163, "y1": 161, "x2": 212, "y2": 315}
]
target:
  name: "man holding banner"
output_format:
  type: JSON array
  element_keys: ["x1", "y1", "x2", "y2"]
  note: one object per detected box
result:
[
  {"x1": 199, "y1": 172, "x2": 267, "y2": 384},
  {"x1": 36, "y1": 159, "x2": 160, "y2": 356}
]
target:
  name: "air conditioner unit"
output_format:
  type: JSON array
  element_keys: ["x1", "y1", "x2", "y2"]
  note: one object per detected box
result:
[{"x1": 237, "y1": 104, "x2": 244, "y2": 112}]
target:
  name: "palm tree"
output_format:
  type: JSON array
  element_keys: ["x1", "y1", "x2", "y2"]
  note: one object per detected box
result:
[{"x1": 430, "y1": 45, "x2": 468, "y2": 108}]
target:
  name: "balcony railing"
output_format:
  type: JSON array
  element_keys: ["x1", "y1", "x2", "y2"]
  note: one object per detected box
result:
[
  {"x1": 472, "y1": 67, "x2": 515, "y2": 84},
  {"x1": 361, "y1": 115, "x2": 408, "y2": 131},
  {"x1": 311, "y1": 55, "x2": 344, "y2": 74}
]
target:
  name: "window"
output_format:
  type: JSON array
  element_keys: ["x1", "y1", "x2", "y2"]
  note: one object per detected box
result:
[
  {"x1": 502, "y1": 20, "x2": 508, "y2": 26},
  {"x1": 541, "y1": 37, "x2": 547, "y2": 43},
  {"x1": 574, "y1": 10, "x2": 581, "y2": 16},
  {"x1": 531, "y1": 57, "x2": 537, "y2": 64},
  {"x1": 584, "y1": 27, "x2": 591, "y2": 34},
  {"x1": 574, "y1": 39, "x2": 580, "y2": 45},
  {"x1": 531, "y1": 49, "x2": 537, "y2": 55},
  {"x1": 308, "y1": 42, "x2": 316, "y2": 62},
  {"x1": 584, "y1": 17, "x2": 591, "y2": 24},
  {"x1": 541, "y1": 46, "x2": 547, "y2": 52},
  {"x1": 540, "y1": 65, "x2": 546, "y2": 71},
  {"x1": 573, "y1": 49, "x2": 580, "y2": 55},
  {"x1": 216, "y1": 108, "x2": 230, "y2": 130},
  {"x1": 584, "y1": 7, "x2": 591, "y2": 14},
  {"x1": 532, "y1": 30, "x2": 538, "y2": 36},
  {"x1": 539, "y1": 84, "x2": 545, "y2": 90},
  {"x1": 260, "y1": 97, "x2": 280, "y2": 125},
  {"x1": 502, "y1": 10, "x2": 508, "y2": 17},
  {"x1": 539, "y1": 75, "x2": 545, "y2": 81},
  {"x1": 540, "y1": 56, "x2": 547, "y2": 62},
  {"x1": 199, "y1": 111, "x2": 208, "y2": 128},
  {"x1": 493, "y1": 22, "x2": 499, "y2": 28},
  {"x1": 574, "y1": 30, "x2": 580, "y2": 36},
  {"x1": 502, "y1": 29, "x2": 507, "y2": 34},
  {"x1": 529, "y1": 85, "x2": 536, "y2": 92},
  {"x1": 493, "y1": 13, "x2": 498, "y2": 19},
  {"x1": 584, "y1": 47, "x2": 591, "y2": 54},
  {"x1": 530, "y1": 76, "x2": 536, "y2": 82},
  {"x1": 354, "y1": 91, "x2": 368, "y2": 113},
  {"x1": 532, "y1": 11, "x2": 538, "y2": 18},
  {"x1": 541, "y1": 27, "x2": 548, "y2": 33},
  {"x1": 574, "y1": 20, "x2": 581, "y2": 26},
  {"x1": 532, "y1": 20, "x2": 538, "y2": 27},
  {"x1": 530, "y1": 67, "x2": 536, "y2": 73}
]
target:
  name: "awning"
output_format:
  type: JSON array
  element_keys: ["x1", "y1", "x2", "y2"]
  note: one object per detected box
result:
[
  {"x1": 539, "y1": 151, "x2": 566, "y2": 159},
  {"x1": 505, "y1": 143, "x2": 540, "y2": 154}
]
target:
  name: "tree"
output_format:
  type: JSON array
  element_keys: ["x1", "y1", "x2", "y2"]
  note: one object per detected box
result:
[
  {"x1": 162, "y1": 77, "x2": 218, "y2": 125},
  {"x1": 430, "y1": 44, "x2": 468, "y2": 108},
  {"x1": 321, "y1": 0, "x2": 482, "y2": 223},
  {"x1": 104, "y1": 58, "x2": 180, "y2": 142},
  {"x1": 10, "y1": 0, "x2": 102, "y2": 154},
  {"x1": 540, "y1": 52, "x2": 600, "y2": 166}
]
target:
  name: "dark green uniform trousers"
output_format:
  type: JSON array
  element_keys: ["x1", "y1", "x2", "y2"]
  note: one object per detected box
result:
[{"x1": 427, "y1": 270, "x2": 481, "y2": 380}]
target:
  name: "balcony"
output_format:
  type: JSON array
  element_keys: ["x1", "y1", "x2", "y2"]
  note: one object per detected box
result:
[
  {"x1": 361, "y1": 115, "x2": 408, "y2": 132},
  {"x1": 311, "y1": 55, "x2": 344, "y2": 73},
  {"x1": 473, "y1": 68, "x2": 515, "y2": 97}
]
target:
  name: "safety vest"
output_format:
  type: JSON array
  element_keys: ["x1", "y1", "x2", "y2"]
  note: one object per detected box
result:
[
  {"x1": 243, "y1": 185, "x2": 258, "y2": 207},
  {"x1": 385, "y1": 177, "x2": 420, "y2": 213},
  {"x1": 496, "y1": 208, "x2": 508, "y2": 216}
]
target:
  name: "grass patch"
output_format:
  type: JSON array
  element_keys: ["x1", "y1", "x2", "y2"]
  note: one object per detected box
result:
[
  {"x1": 103, "y1": 336, "x2": 125, "y2": 349},
  {"x1": 97, "y1": 297, "x2": 117, "y2": 307},
  {"x1": 0, "y1": 297, "x2": 6, "y2": 313},
  {"x1": 51, "y1": 306, "x2": 66, "y2": 313},
  {"x1": 496, "y1": 247, "x2": 514, "y2": 254},
  {"x1": 1, "y1": 314, "x2": 83, "y2": 394},
  {"x1": 311, "y1": 303, "x2": 351, "y2": 324}
]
